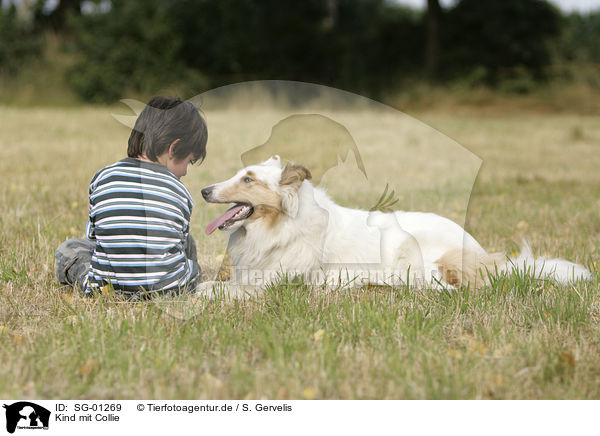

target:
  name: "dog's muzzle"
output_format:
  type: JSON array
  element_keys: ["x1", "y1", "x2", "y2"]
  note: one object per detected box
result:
[{"x1": 201, "y1": 186, "x2": 214, "y2": 201}]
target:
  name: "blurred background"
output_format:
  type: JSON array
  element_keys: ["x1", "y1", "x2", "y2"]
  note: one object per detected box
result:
[{"x1": 1, "y1": 0, "x2": 599, "y2": 110}]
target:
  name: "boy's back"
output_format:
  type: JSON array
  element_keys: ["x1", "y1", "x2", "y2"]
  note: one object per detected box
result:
[{"x1": 85, "y1": 158, "x2": 200, "y2": 295}]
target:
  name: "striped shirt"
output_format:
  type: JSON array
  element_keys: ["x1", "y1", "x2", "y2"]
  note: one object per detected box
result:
[{"x1": 84, "y1": 158, "x2": 200, "y2": 295}]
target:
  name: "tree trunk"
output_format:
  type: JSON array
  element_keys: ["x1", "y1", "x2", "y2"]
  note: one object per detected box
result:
[{"x1": 425, "y1": 0, "x2": 442, "y2": 80}]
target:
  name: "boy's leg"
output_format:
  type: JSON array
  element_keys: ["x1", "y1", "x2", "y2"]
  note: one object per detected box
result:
[{"x1": 55, "y1": 238, "x2": 95, "y2": 290}]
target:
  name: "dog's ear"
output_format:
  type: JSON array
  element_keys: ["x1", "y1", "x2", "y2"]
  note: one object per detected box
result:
[
  {"x1": 279, "y1": 164, "x2": 312, "y2": 217},
  {"x1": 280, "y1": 164, "x2": 312, "y2": 188}
]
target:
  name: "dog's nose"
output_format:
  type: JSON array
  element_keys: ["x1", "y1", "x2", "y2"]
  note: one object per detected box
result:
[{"x1": 201, "y1": 186, "x2": 214, "y2": 200}]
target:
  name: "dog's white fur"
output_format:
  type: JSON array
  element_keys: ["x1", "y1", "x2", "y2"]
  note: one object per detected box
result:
[{"x1": 198, "y1": 156, "x2": 592, "y2": 297}]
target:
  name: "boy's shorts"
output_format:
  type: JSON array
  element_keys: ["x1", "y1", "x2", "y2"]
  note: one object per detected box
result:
[{"x1": 55, "y1": 235, "x2": 199, "y2": 293}]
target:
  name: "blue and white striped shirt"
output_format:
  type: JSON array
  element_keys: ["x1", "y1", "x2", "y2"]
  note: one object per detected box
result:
[{"x1": 85, "y1": 158, "x2": 200, "y2": 295}]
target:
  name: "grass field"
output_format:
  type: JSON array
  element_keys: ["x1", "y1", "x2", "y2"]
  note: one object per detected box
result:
[{"x1": 1, "y1": 103, "x2": 599, "y2": 399}]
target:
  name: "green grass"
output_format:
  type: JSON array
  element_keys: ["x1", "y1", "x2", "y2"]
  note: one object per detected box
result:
[{"x1": 0, "y1": 105, "x2": 599, "y2": 399}]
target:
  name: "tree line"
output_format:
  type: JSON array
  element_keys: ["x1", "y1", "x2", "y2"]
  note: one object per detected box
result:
[{"x1": 1, "y1": 0, "x2": 599, "y2": 102}]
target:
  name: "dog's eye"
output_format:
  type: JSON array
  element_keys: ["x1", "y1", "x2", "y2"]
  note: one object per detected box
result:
[{"x1": 243, "y1": 177, "x2": 253, "y2": 183}]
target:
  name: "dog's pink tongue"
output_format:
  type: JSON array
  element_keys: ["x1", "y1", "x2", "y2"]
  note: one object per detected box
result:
[{"x1": 205, "y1": 205, "x2": 245, "y2": 235}]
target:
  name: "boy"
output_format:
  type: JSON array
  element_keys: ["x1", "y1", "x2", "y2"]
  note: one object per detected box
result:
[{"x1": 55, "y1": 96, "x2": 207, "y2": 298}]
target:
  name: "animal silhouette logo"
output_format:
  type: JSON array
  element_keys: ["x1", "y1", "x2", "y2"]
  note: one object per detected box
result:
[
  {"x1": 3, "y1": 402, "x2": 50, "y2": 434},
  {"x1": 240, "y1": 114, "x2": 367, "y2": 185}
]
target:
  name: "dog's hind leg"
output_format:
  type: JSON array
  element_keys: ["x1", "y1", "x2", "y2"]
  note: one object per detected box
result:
[{"x1": 435, "y1": 248, "x2": 504, "y2": 288}]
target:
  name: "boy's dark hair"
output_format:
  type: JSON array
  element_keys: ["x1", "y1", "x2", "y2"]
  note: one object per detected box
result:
[{"x1": 128, "y1": 96, "x2": 207, "y2": 164}]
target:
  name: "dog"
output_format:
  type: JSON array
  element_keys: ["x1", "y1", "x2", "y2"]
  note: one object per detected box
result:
[{"x1": 197, "y1": 155, "x2": 592, "y2": 297}]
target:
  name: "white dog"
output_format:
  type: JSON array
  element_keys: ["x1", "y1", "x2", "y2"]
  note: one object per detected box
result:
[{"x1": 198, "y1": 155, "x2": 591, "y2": 297}]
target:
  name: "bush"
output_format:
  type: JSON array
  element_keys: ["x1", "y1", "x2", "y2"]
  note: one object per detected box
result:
[
  {"x1": 561, "y1": 12, "x2": 600, "y2": 63},
  {"x1": 0, "y1": 5, "x2": 43, "y2": 75},
  {"x1": 441, "y1": 0, "x2": 562, "y2": 84},
  {"x1": 67, "y1": 0, "x2": 199, "y2": 103},
  {"x1": 498, "y1": 67, "x2": 537, "y2": 94}
]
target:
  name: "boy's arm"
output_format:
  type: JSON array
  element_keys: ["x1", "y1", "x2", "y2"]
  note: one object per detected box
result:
[
  {"x1": 183, "y1": 196, "x2": 201, "y2": 281},
  {"x1": 85, "y1": 182, "x2": 96, "y2": 241},
  {"x1": 183, "y1": 230, "x2": 202, "y2": 283},
  {"x1": 184, "y1": 233, "x2": 197, "y2": 262},
  {"x1": 85, "y1": 219, "x2": 96, "y2": 241}
]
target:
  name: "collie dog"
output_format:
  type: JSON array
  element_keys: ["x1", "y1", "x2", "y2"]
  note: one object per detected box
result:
[{"x1": 198, "y1": 155, "x2": 591, "y2": 296}]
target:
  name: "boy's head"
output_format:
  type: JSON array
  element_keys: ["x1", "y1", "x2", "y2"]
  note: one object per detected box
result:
[{"x1": 128, "y1": 96, "x2": 208, "y2": 166}]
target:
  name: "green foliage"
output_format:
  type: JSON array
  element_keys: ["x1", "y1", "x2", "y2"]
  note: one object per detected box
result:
[
  {"x1": 67, "y1": 0, "x2": 207, "y2": 103},
  {"x1": 442, "y1": 0, "x2": 562, "y2": 84},
  {"x1": 369, "y1": 184, "x2": 399, "y2": 212},
  {"x1": 0, "y1": 5, "x2": 43, "y2": 75},
  {"x1": 2, "y1": 0, "x2": 600, "y2": 102},
  {"x1": 62, "y1": 0, "x2": 425, "y2": 101},
  {"x1": 498, "y1": 67, "x2": 538, "y2": 94},
  {"x1": 167, "y1": 0, "x2": 422, "y2": 95},
  {"x1": 561, "y1": 11, "x2": 600, "y2": 63}
]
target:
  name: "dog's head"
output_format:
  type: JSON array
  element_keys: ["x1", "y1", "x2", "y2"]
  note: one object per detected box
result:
[{"x1": 202, "y1": 155, "x2": 312, "y2": 234}]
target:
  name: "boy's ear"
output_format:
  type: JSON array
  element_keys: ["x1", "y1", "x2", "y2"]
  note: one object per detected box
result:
[{"x1": 168, "y1": 138, "x2": 182, "y2": 157}]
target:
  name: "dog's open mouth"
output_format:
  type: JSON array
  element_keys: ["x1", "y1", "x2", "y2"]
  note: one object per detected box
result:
[{"x1": 205, "y1": 202, "x2": 254, "y2": 234}]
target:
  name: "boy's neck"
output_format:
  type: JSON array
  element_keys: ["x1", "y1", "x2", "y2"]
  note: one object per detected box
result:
[{"x1": 137, "y1": 154, "x2": 168, "y2": 167}]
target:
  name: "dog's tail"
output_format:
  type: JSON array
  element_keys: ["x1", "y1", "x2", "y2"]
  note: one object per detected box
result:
[
  {"x1": 435, "y1": 240, "x2": 592, "y2": 287},
  {"x1": 501, "y1": 240, "x2": 592, "y2": 285}
]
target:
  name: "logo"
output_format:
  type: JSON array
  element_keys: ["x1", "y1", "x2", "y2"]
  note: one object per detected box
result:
[{"x1": 2, "y1": 402, "x2": 50, "y2": 434}]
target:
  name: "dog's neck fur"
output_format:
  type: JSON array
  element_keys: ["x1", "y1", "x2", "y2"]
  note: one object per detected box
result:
[{"x1": 228, "y1": 181, "x2": 330, "y2": 276}]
